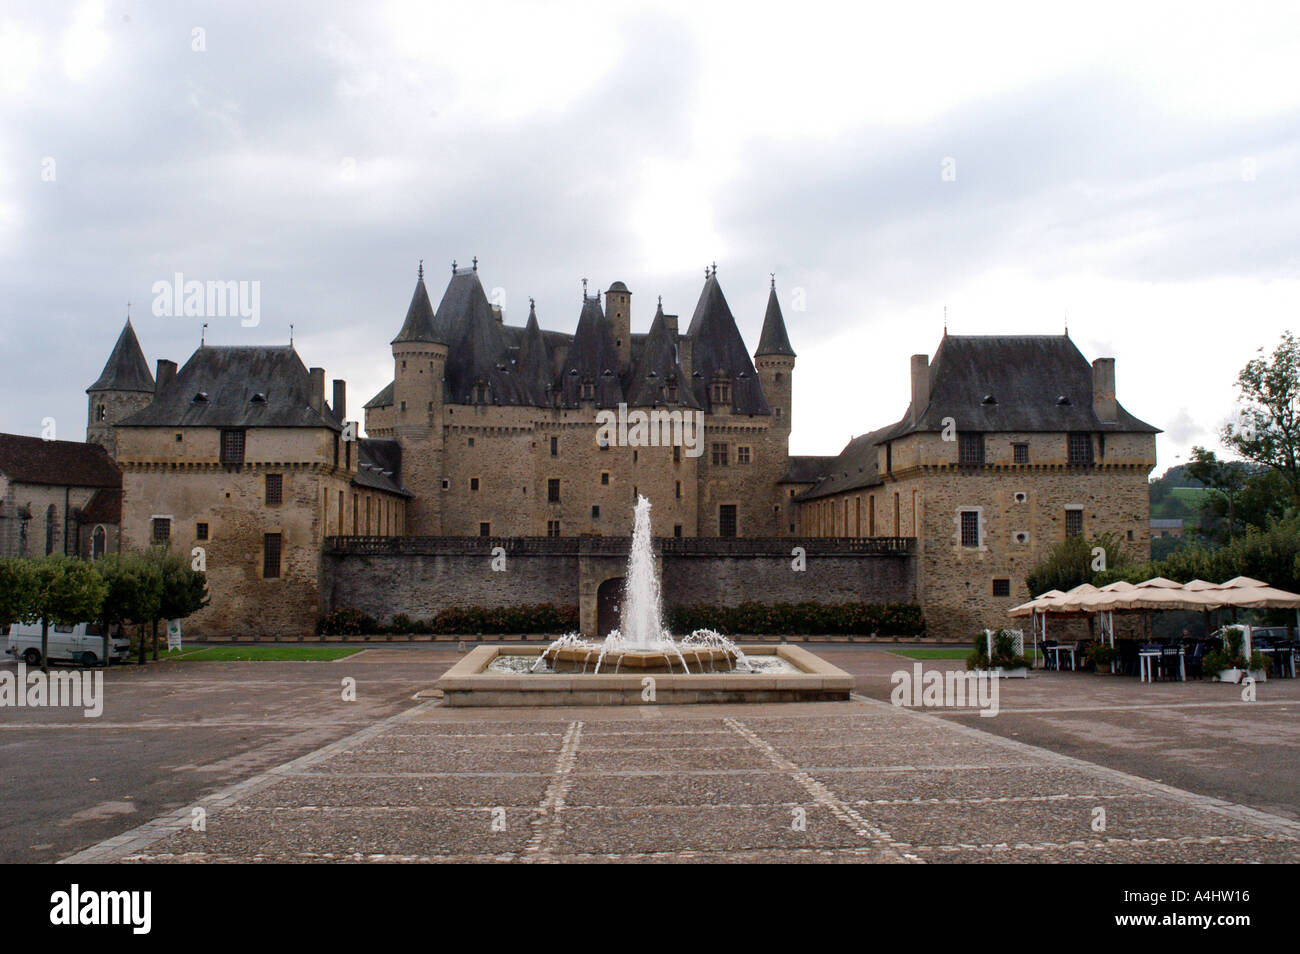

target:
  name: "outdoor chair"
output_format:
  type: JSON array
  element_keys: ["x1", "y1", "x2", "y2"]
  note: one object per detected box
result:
[
  {"x1": 1162, "y1": 645, "x2": 1184, "y2": 681},
  {"x1": 1042, "y1": 640, "x2": 1058, "y2": 671},
  {"x1": 1117, "y1": 639, "x2": 1139, "y2": 676}
]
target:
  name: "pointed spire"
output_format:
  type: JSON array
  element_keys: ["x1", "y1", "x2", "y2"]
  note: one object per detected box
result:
[
  {"x1": 391, "y1": 265, "x2": 441, "y2": 344},
  {"x1": 756, "y1": 280, "x2": 796, "y2": 358},
  {"x1": 87, "y1": 317, "x2": 155, "y2": 393}
]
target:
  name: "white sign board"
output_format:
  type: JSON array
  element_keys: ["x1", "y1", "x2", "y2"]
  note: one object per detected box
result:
[{"x1": 167, "y1": 619, "x2": 182, "y2": 651}]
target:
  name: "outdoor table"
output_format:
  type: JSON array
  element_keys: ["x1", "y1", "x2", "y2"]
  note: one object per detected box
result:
[
  {"x1": 1138, "y1": 648, "x2": 1162, "y2": 683},
  {"x1": 1047, "y1": 644, "x2": 1076, "y2": 671}
]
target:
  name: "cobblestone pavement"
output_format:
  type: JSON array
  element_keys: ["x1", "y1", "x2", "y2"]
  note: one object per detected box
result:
[{"x1": 65, "y1": 693, "x2": 1300, "y2": 864}]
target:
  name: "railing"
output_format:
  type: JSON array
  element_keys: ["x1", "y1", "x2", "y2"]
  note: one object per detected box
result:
[{"x1": 325, "y1": 535, "x2": 916, "y2": 557}]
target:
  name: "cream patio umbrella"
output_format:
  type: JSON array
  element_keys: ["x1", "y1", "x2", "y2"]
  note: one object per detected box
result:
[
  {"x1": 1201, "y1": 579, "x2": 1300, "y2": 658},
  {"x1": 1008, "y1": 589, "x2": 1071, "y2": 665}
]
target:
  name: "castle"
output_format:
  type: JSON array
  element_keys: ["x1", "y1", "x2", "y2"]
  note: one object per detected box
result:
[{"x1": 78, "y1": 261, "x2": 1158, "y2": 639}]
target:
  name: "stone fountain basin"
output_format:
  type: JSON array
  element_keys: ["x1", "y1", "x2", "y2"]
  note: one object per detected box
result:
[
  {"x1": 543, "y1": 645, "x2": 738, "y2": 674},
  {"x1": 436, "y1": 644, "x2": 853, "y2": 707}
]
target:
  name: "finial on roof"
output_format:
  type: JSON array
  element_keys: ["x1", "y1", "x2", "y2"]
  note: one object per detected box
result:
[
  {"x1": 943, "y1": 305, "x2": 948, "y2": 335},
  {"x1": 658, "y1": 294, "x2": 662, "y2": 305},
  {"x1": 712, "y1": 261, "x2": 717, "y2": 277},
  {"x1": 418, "y1": 259, "x2": 424, "y2": 281},
  {"x1": 582, "y1": 277, "x2": 588, "y2": 297},
  {"x1": 1064, "y1": 310, "x2": 1069, "y2": 337},
  {"x1": 125, "y1": 300, "x2": 131, "y2": 321},
  {"x1": 289, "y1": 322, "x2": 294, "y2": 345},
  {"x1": 770, "y1": 273, "x2": 775, "y2": 289},
  {"x1": 704, "y1": 265, "x2": 709, "y2": 279},
  {"x1": 201, "y1": 322, "x2": 208, "y2": 347},
  {"x1": 472, "y1": 256, "x2": 478, "y2": 272}
]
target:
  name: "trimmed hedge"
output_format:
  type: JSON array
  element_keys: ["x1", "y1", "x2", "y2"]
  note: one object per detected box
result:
[
  {"x1": 320, "y1": 604, "x2": 579, "y2": 636},
  {"x1": 666, "y1": 601, "x2": 924, "y2": 636}
]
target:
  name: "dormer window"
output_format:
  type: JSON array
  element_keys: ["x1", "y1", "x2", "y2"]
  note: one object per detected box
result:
[
  {"x1": 581, "y1": 380, "x2": 595, "y2": 400},
  {"x1": 250, "y1": 392, "x2": 267, "y2": 404},
  {"x1": 711, "y1": 373, "x2": 731, "y2": 406},
  {"x1": 192, "y1": 391, "x2": 209, "y2": 403}
]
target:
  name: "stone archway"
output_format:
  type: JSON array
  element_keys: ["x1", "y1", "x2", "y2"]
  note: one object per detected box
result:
[{"x1": 597, "y1": 577, "x2": 624, "y2": 637}]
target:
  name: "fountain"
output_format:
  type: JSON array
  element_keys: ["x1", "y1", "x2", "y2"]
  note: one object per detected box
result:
[
  {"x1": 433, "y1": 497, "x2": 853, "y2": 706},
  {"x1": 536, "y1": 496, "x2": 746, "y2": 674}
]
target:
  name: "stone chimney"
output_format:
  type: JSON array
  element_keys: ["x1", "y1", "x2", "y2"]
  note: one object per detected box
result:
[
  {"x1": 155, "y1": 359, "x2": 177, "y2": 395},
  {"x1": 909, "y1": 354, "x2": 930, "y2": 424},
  {"x1": 309, "y1": 367, "x2": 325, "y2": 413},
  {"x1": 1092, "y1": 357, "x2": 1117, "y2": 422},
  {"x1": 332, "y1": 379, "x2": 347, "y2": 421}
]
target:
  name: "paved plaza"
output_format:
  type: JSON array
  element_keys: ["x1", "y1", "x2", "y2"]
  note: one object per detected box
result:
[{"x1": 4, "y1": 645, "x2": 1298, "y2": 864}]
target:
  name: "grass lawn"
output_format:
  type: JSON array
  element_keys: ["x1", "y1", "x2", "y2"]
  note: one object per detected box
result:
[{"x1": 162, "y1": 646, "x2": 363, "y2": 662}]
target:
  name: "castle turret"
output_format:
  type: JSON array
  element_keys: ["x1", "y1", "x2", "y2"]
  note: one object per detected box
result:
[
  {"x1": 606, "y1": 281, "x2": 632, "y2": 377},
  {"x1": 86, "y1": 316, "x2": 155, "y2": 457},
  {"x1": 754, "y1": 276, "x2": 796, "y2": 439},
  {"x1": 390, "y1": 261, "x2": 448, "y2": 533}
]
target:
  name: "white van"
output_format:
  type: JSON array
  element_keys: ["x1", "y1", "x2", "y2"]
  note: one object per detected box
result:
[{"x1": 3, "y1": 622, "x2": 130, "y2": 667}]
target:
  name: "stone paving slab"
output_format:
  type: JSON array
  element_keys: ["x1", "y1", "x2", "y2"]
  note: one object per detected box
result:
[{"x1": 66, "y1": 695, "x2": 1300, "y2": 864}]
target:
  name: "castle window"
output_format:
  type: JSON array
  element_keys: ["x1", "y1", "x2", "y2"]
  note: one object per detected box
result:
[
  {"x1": 674, "y1": 524, "x2": 683, "y2": 538},
  {"x1": 550, "y1": 436, "x2": 558, "y2": 456},
  {"x1": 675, "y1": 481, "x2": 682, "y2": 499},
  {"x1": 152, "y1": 517, "x2": 171, "y2": 544},
  {"x1": 666, "y1": 385, "x2": 678, "y2": 402},
  {"x1": 959, "y1": 433, "x2": 985, "y2": 466},
  {"x1": 885, "y1": 443, "x2": 892, "y2": 474},
  {"x1": 400, "y1": 401, "x2": 407, "y2": 411},
  {"x1": 92, "y1": 525, "x2": 107, "y2": 559},
  {"x1": 95, "y1": 404, "x2": 106, "y2": 422},
  {"x1": 220, "y1": 429, "x2": 245, "y2": 465},
  {"x1": 265, "y1": 474, "x2": 283, "y2": 506},
  {"x1": 737, "y1": 446, "x2": 752, "y2": 465},
  {"x1": 468, "y1": 437, "x2": 474, "y2": 447},
  {"x1": 479, "y1": 522, "x2": 491, "y2": 537},
  {"x1": 719, "y1": 505, "x2": 738, "y2": 538},
  {"x1": 441, "y1": 479, "x2": 449, "y2": 491},
  {"x1": 1065, "y1": 508, "x2": 1084, "y2": 537},
  {"x1": 959, "y1": 510, "x2": 980, "y2": 548},
  {"x1": 1068, "y1": 433, "x2": 1094, "y2": 465},
  {"x1": 470, "y1": 477, "x2": 480, "y2": 491},
  {"x1": 775, "y1": 406, "x2": 782, "y2": 418},
  {"x1": 176, "y1": 433, "x2": 184, "y2": 442},
  {"x1": 1013, "y1": 443, "x2": 1029, "y2": 464},
  {"x1": 992, "y1": 579, "x2": 1011, "y2": 597},
  {"x1": 548, "y1": 479, "x2": 560, "y2": 503},
  {"x1": 196, "y1": 522, "x2": 208, "y2": 541},
  {"x1": 581, "y1": 381, "x2": 594, "y2": 400},
  {"x1": 711, "y1": 381, "x2": 731, "y2": 405},
  {"x1": 601, "y1": 472, "x2": 609, "y2": 485},
  {"x1": 711, "y1": 443, "x2": 729, "y2": 466},
  {"x1": 673, "y1": 446, "x2": 681, "y2": 464},
  {"x1": 547, "y1": 520, "x2": 561, "y2": 537},
  {"x1": 263, "y1": 533, "x2": 281, "y2": 578},
  {"x1": 591, "y1": 505, "x2": 600, "y2": 519}
]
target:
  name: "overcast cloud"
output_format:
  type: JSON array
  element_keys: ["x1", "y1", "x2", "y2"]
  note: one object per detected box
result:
[{"x1": 2, "y1": 0, "x2": 1298, "y2": 474}]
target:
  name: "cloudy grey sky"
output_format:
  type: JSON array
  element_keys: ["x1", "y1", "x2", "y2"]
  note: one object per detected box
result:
[{"x1": 2, "y1": 0, "x2": 1297, "y2": 474}]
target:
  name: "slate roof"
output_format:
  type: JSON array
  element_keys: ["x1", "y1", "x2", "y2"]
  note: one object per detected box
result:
[
  {"x1": 625, "y1": 302, "x2": 700, "y2": 409},
  {"x1": 118, "y1": 346, "x2": 342, "y2": 430},
  {"x1": 0, "y1": 433, "x2": 122, "y2": 488},
  {"x1": 795, "y1": 334, "x2": 1160, "y2": 502},
  {"x1": 755, "y1": 284, "x2": 796, "y2": 357},
  {"x1": 780, "y1": 455, "x2": 838, "y2": 483},
  {"x1": 390, "y1": 270, "x2": 442, "y2": 345},
  {"x1": 557, "y1": 295, "x2": 624, "y2": 408},
  {"x1": 685, "y1": 275, "x2": 770, "y2": 415},
  {"x1": 353, "y1": 438, "x2": 411, "y2": 497},
  {"x1": 378, "y1": 267, "x2": 791, "y2": 413},
  {"x1": 893, "y1": 335, "x2": 1159, "y2": 436},
  {"x1": 364, "y1": 381, "x2": 394, "y2": 409},
  {"x1": 87, "y1": 319, "x2": 155, "y2": 393}
]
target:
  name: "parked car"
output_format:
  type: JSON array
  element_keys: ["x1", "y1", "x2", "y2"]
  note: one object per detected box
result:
[{"x1": 2, "y1": 622, "x2": 129, "y2": 667}]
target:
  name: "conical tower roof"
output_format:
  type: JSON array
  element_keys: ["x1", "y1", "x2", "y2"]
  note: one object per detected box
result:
[
  {"x1": 516, "y1": 299, "x2": 556, "y2": 405},
  {"x1": 686, "y1": 271, "x2": 769, "y2": 414},
  {"x1": 390, "y1": 262, "x2": 442, "y2": 345},
  {"x1": 756, "y1": 281, "x2": 796, "y2": 357},
  {"x1": 87, "y1": 318, "x2": 154, "y2": 393},
  {"x1": 558, "y1": 293, "x2": 623, "y2": 408},
  {"x1": 627, "y1": 300, "x2": 699, "y2": 408}
]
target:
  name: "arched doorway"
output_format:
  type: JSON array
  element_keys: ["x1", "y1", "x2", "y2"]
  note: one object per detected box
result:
[{"x1": 597, "y1": 577, "x2": 624, "y2": 637}]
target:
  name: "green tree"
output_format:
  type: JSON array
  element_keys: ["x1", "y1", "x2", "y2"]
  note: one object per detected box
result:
[
  {"x1": 1025, "y1": 531, "x2": 1133, "y2": 597},
  {"x1": 1184, "y1": 447, "x2": 1251, "y2": 543},
  {"x1": 0, "y1": 559, "x2": 36, "y2": 627},
  {"x1": 154, "y1": 549, "x2": 208, "y2": 658},
  {"x1": 1224, "y1": 331, "x2": 1300, "y2": 505},
  {"x1": 95, "y1": 552, "x2": 162, "y2": 667},
  {"x1": 25, "y1": 556, "x2": 107, "y2": 672}
]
